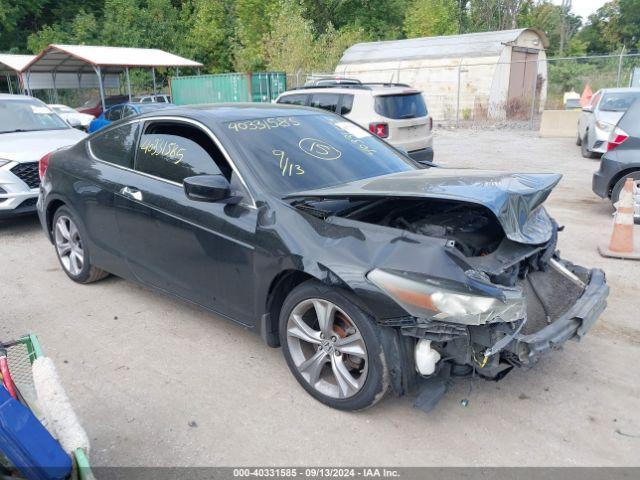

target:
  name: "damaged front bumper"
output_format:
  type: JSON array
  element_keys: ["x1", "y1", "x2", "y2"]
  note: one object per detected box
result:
[
  {"x1": 503, "y1": 267, "x2": 608, "y2": 364},
  {"x1": 386, "y1": 260, "x2": 609, "y2": 372},
  {"x1": 396, "y1": 262, "x2": 609, "y2": 412}
]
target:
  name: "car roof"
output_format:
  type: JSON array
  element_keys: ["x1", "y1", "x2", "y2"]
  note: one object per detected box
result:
[
  {"x1": 278, "y1": 85, "x2": 420, "y2": 97},
  {"x1": 134, "y1": 103, "x2": 326, "y2": 124},
  {"x1": 597, "y1": 87, "x2": 640, "y2": 94},
  {"x1": 108, "y1": 102, "x2": 173, "y2": 109}
]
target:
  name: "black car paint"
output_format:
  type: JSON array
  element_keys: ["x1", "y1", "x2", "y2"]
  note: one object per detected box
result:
[
  {"x1": 39, "y1": 107, "x2": 416, "y2": 328},
  {"x1": 593, "y1": 100, "x2": 640, "y2": 199},
  {"x1": 38, "y1": 104, "x2": 608, "y2": 405}
]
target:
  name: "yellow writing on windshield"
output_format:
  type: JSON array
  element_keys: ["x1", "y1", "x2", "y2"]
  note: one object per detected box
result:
[
  {"x1": 140, "y1": 137, "x2": 186, "y2": 164},
  {"x1": 273, "y1": 150, "x2": 304, "y2": 177},
  {"x1": 228, "y1": 117, "x2": 301, "y2": 132}
]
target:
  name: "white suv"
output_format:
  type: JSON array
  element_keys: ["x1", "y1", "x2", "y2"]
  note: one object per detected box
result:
[
  {"x1": 0, "y1": 94, "x2": 86, "y2": 218},
  {"x1": 275, "y1": 81, "x2": 434, "y2": 162}
]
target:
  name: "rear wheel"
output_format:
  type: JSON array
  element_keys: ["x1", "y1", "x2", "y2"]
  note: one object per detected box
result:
[
  {"x1": 53, "y1": 206, "x2": 108, "y2": 284},
  {"x1": 581, "y1": 132, "x2": 598, "y2": 158},
  {"x1": 279, "y1": 280, "x2": 388, "y2": 411}
]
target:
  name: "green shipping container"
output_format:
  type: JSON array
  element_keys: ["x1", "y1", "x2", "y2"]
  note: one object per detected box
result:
[
  {"x1": 170, "y1": 72, "x2": 286, "y2": 106},
  {"x1": 250, "y1": 72, "x2": 287, "y2": 102}
]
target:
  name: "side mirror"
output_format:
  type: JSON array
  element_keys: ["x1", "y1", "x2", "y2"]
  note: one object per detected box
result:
[
  {"x1": 582, "y1": 106, "x2": 593, "y2": 113},
  {"x1": 67, "y1": 117, "x2": 82, "y2": 128},
  {"x1": 184, "y1": 174, "x2": 231, "y2": 202}
]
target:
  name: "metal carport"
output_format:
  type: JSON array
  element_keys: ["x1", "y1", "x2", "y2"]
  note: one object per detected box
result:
[
  {"x1": 22, "y1": 44, "x2": 203, "y2": 110},
  {"x1": 0, "y1": 54, "x2": 35, "y2": 94}
]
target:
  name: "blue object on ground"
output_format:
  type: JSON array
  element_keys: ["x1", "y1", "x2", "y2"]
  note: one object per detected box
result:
[{"x1": 0, "y1": 385, "x2": 72, "y2": 480}]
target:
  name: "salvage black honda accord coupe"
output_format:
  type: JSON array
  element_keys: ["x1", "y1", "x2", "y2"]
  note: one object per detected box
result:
[{"x1": 37, "y1": 104, "x2": 609, "y2": 411}]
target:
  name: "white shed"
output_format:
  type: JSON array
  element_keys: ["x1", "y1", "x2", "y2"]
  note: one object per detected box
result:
[{"x1": 336, "y1": 28, "x2": 549, "y2": 123}]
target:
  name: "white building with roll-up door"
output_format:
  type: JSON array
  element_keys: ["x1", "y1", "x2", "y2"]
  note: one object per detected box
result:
[{"x1": 335, "y1": 28, "x2": 549, "y2": 123}]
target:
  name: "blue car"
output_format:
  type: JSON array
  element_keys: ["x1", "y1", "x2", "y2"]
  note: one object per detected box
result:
[{"x1": 88, "y1": 102, "x2": 175, "y2": 133}]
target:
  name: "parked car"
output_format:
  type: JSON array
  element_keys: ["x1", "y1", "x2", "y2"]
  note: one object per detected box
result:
[
  {"x1": 592, "y1": 98, "x2": 640, "y2": 221},
  {"x1": 276, "y1": 80, "x2": 434, "y2": 163},
  {"x1": 48, "y1": 104, "x2": 94, "y2": 131},
  {"x1": 0, "y1": 94, "x2": 86, "y2": 218},
  {"x1": 38, "y1": 104, "x2": 608, "y2": 411},
  {"x1": 88, "y1": 102, "x2": 175, "y2": 133},
  {"x1": 77, "y1": 95, "x2": 130, "y2": 117},
  {"x1": 132, "y1": 94, "x2": 171, "y2": 103},
  {"x1": 577, "y1": 87, "x2": 640, "y2": 158},
  {"x1": 564, "y1": 98, "x2": 581, "y2": 110}
]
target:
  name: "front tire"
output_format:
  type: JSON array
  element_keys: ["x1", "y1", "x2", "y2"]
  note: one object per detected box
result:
[
  {"x1": 52, "y1": 206, "x2": 108, "y2": 284},
  {"x1": 279, "y1": 280, "x2": 388, "y2": 411}
]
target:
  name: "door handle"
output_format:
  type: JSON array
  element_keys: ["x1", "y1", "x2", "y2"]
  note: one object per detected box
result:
[{"x1": 120, "y1": 186, "x2": 143, "y2": 201}]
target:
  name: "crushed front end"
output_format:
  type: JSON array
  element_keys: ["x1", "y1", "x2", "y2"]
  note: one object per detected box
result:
[
  {"x1": 368, "y1": 224, "x2": 609, "y2": 410},
  {"x1": 354, "y1": 202, "x2": 609, "y2": 411},
  {"x1": 287, "y1": 169, "x2": 610, "y2": 411},
  {"x1": 379, "y1": 257, "x2": 608, "y2": 371}
]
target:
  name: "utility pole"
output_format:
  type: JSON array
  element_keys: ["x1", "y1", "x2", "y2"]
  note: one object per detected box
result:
[
  {"x1": 616, "y1": 45, "x2": 626, "y2": 88},
  {"x1": 559, "y1": 0, "x2": 572, "y2": 56}
]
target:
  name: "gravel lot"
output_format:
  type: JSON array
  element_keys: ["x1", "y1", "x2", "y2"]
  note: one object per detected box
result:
[{"x1": 1, "y1": 129, "x2": 639, "y2": 467}]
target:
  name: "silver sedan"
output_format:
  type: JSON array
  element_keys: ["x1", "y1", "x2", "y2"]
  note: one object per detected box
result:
[{"x1": 577, "y1": 87, "x2": 640, "y2": 158}]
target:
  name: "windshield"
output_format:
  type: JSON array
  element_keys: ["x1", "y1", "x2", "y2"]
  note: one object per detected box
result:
[
  {"x1": 374, "y1": 93, "x2": 427, "y2": 119},
  {"x1": 0, "y1": 99, "x2": 70, "y2": 133},
  {"x1": 599, "y1": 92, "x2": 640, "y2": 112},
  {"x1": 221, "y1": 114, "x2": 416, "y2": 195}
]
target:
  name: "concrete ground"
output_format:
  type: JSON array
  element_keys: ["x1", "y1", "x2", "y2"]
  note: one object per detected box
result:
[{"x1": 1, "y1": 129, "x2": 639, "y2": 467}]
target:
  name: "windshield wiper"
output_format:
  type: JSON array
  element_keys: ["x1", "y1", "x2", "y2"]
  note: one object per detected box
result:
[
  {"x1": 290, "y1": 198, "x2": 335, "y2": 219},
  {"x1": 0, "y1": 129, "x2": 31, "y2": 134},
  {"x1": 0, "y1": 128, "x2": 65, "y2": 134}
]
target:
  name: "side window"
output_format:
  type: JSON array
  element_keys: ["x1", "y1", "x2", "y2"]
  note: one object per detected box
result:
[
  {"x1": 135, "y1": 122, "x2": 232, "y2": 184},
  {"x1": 106, "y1": 106, "x2": 123, "y2": 121},
  {"x1": 123, "y1": 106, "x2": 137, "y2": 118},
  {"x1": 310, "y1": 94, "x2": 339, "y2": 112},
  {"x1": 340, "y1": 94, "x2": 354, "y2": 115},
  {"x1": 590, "y1": 92, "x2": 601, "y2": 109},
  {"x1": 278, "y1": 94, "x2": 308, "y2": 106},
  {"x1": 89, "y1": 122, "x2": 140, "y2": 168}
]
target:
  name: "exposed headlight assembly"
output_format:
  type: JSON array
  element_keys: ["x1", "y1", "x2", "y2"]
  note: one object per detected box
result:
[
  {"x1": 595, "y1": 121, "x2": 614, "y2": 133},
  {"x1": 367, "y1": 269, "x2": 525, "y2": 325}
]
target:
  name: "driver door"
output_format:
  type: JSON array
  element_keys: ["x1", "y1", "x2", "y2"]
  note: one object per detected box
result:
[{"x1": 114, "y1": 119, "x2": 258, "y2": 326}]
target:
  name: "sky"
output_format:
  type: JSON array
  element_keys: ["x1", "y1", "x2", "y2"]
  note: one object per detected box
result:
[{"x1": 553, "y1": 0, "x2": 608, "y2": 20}]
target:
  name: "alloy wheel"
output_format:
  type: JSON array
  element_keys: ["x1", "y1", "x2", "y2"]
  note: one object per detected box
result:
[
  {"x1": 286, "y1": 298, "x2": 368, "y2": 399},
  {"x1": 54, "y1": 215, "x2": 84, "y2": 276}
]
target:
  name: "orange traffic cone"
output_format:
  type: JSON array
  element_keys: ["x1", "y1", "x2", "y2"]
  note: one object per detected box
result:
[{"x1": 599, "y1": 178, "x2": 640, "y2": 260}]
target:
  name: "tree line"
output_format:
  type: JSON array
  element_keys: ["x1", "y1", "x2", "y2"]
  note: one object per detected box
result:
[{"x1": 0, "y1": 0, "x2": 638, "y2": 75}]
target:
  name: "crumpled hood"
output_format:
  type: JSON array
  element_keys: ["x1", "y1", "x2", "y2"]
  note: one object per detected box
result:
[
  {"x1": 0, "y1": 129, "x2": 86, "y2": 163},
  {"x1": 286, "y1": 168, "x2": 562, "y2": 245}
]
